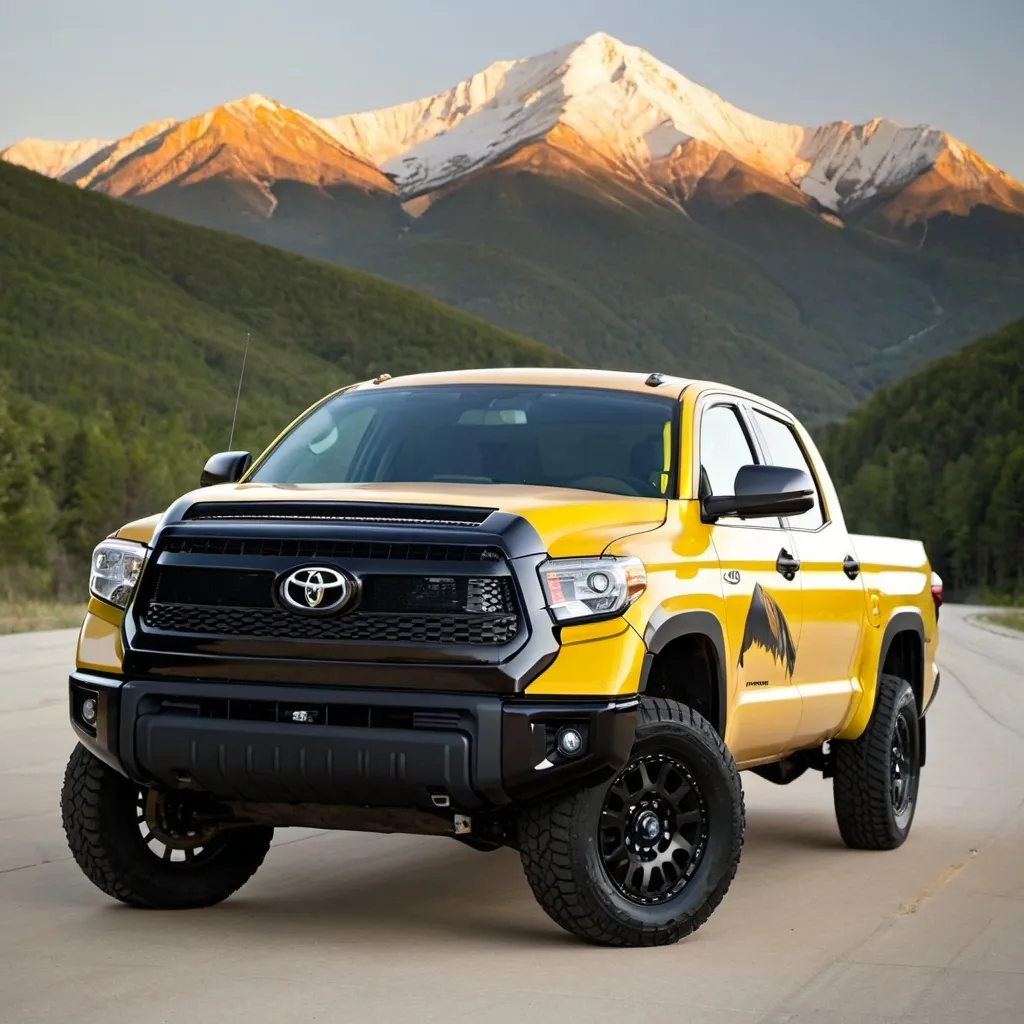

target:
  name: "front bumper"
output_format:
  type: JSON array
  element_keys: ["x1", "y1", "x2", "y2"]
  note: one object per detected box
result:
[{"x1": 69, "y1": 671, "x2": 638, "y2": 811}]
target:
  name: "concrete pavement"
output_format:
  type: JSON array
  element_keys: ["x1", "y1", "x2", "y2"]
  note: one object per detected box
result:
[{"x1": 0, "y1": 605, "x2": 1020, "y2": 1022}]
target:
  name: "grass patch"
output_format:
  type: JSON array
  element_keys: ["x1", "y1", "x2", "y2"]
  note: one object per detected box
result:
[
  {"x1": 0, "y1": 601, "x2": 86, "y2": 635},
  {"x1": 980, "y1": 611, "x2": 1024, "y2": 633}
]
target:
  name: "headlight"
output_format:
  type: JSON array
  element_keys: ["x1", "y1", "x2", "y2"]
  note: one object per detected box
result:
[
  {"x1": 538, "y1": 556, "x2": 646, "y2": 623},
  {"x1": 89, "y1": 539, "x2": 148, "y2": 609}
]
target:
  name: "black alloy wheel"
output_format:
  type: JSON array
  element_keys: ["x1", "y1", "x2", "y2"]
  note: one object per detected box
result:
[
  {"x1": 135, "y1": 788, "x2": 228, "y2": 866},
  {"x1": 890, "y1": 709, "x2": 916, "y2": 823},
  {"x1": 61, "y1": 743, "x2": 273, "y2": 908},
  {"x1": 519, "y1": 698, "x2": 745, "y2": 947},
  {"x1": 833, "y1": 674, "x2": 921, "y2": 850},
  {"x1": 600, "y1": 753, "x2": 708, "y2": 905}
]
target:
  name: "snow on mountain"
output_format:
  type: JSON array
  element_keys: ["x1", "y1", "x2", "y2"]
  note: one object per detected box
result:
[
  {"x1": 1, "y1": 137, "x2": 111, "y2": 179},
  {"x1": 320, "y1": 33, "x2": 812, "y2": 199},
  {"x1": 317, "y1": 60, "x2": 520, "y2": 167},
  {"x1": 796, "y1": 119, "x2": 948, "y2": 209},
  {"x1": 319, "y1": 31, "x2": 1022, "y2": 216},
  {"x1": 7, "y1": 32, "x2": 1022, "y2": 222}
]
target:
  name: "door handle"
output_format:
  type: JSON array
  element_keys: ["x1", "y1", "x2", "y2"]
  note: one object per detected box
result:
[
  {"x1": 776, "y1": 548, "x2": 801, "y2": 580},
  {"x1": 843, "y1": 555, "x2": 861, "y2": 580}
]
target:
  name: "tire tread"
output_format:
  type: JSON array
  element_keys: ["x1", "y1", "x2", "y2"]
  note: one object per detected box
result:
[
  {"x1": 833, "y1": 674, "x2": 918, "y2": 850},
  {"x1": 519, "y1": 697, "x2": 745, "y2": 946},
  {"x1": 61, "y1": 744, "x2": 271, "y2": 908}
]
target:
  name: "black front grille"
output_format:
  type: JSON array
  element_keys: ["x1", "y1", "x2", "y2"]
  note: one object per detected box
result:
[
  {"x1": 154, "y1": 567, "x2": 274, "y2": 607},
  {"x1": 141, "y1": 555, "x2": 521, "y2": 646},
  {"x1": 163, "y1": 536, "x2": 504, "y2": 562},
  {"x1": 151, "y1": 567, "x2": 515, "y2": 616},
  {"x1": 143, "y1": 603, "x2": 519, "y2": 645}
]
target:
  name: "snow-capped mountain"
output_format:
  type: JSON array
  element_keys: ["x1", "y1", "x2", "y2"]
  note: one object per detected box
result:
[
  {"x1": 3, "y1": 137, "x2": 112, "y2": 179},
  {"x1": 314, "y1": 32, "x2": 1023, "y2": 219},
  {"x1": 64, "y1": 118, "x2": 180, "y2": 188},
  {"x1": 3, "y1": 31, "x2": 1022, "y2": 225},
  {"x1": 3, "y1": 95, "x2": 392, "y2": 218}
]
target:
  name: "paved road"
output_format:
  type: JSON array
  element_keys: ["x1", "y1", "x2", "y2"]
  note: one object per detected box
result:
[{"x1": 1, "y1": 605, "x2": 1021, "y2": 1023}]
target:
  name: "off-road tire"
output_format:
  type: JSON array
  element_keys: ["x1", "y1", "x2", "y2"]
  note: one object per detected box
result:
[
  {"x1": 519, "y1": 697, "x2": 745, "y2": 947},
  {"x1": 833, "y1": 674, "x2": 921, "y2": 850},
  {"x1": 61, "y1": 743, "x2": 273, "y2": 908}
]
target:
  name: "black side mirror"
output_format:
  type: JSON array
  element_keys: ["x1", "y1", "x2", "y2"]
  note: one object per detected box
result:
[
  {"x1": 701, "y1": 464, "x2": 814, "y2": 522},
  {"x1": 200, "y1": 451, "x2": 252, "y2": 487}
]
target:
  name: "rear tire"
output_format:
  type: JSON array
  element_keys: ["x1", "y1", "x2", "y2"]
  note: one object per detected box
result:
[
  {"x1": 832, "y1": 674, "x2": 921, "y2": 850},
  {"x1": 61, "y1": 743, "x2": 273, "y2": 908},
  {"x1": 519, "y1": 697, "x2": 744, "y2": 947}
]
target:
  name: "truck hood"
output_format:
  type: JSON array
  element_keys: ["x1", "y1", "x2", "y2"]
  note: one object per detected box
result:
[{"x1": 116, "y1": 482, "x2": 668, "y2": 558}]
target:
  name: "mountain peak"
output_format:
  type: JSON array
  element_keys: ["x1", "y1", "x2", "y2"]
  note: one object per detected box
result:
[
  {"x1": 223, "y1": 93, "x2": 284, "y2": 116},
  {"x1": 67, "y1": 91, "x2": 394, "y2": 215},
  {"x1": 1, "y1": 136, "x2": 112, "y2": 178},
  {"x1": 6, "y1": 33, "x2": 1022, "y2": 225}
]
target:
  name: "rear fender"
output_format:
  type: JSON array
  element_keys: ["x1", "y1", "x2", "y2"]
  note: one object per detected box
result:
[{"x1": 838, "y1": 609, "x2": 925, "y2": 740}]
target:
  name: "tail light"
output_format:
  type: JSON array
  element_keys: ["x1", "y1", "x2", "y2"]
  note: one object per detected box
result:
[{"x1": 930, "y1": 572, "x2": 943, "y2": 617}]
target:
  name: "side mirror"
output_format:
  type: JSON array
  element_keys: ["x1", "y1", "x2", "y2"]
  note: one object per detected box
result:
[
  {"x1": 200, "y1": 451, "x2": 252, "y2": 487},
  {"x1": 701, "y1": 464, "x2": 814, "y2": 522}
]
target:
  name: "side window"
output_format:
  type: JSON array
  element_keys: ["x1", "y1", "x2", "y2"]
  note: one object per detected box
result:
[
  {"x1": 751, "y1": 411, "x2": 825, "y2": 530},
  {"x1": 699, "y1": 404, "x2": 757, "y2": 498}
]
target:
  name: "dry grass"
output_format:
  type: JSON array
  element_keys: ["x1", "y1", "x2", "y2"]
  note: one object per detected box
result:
[
  {"x1": 980, "y1": 611, "x2": 1024, "y2": 634},
  {"x1": 0, "y1": 602, "x2": 86, "y2": 636}
]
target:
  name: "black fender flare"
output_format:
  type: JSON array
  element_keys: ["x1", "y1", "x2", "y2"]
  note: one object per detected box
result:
[
  {"x1": 878, "y1": 610, "x2": 925, "y2": 693},
  {"x1": 875, "y1": 609, "x2": 926, "y2": 765},
  {"x1": 640, "y1": 609, "x2": 728, "y2": 736}
]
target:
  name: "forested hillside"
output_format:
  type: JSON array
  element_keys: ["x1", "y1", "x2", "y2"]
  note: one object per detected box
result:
[
  {"x1": 0, "y1": 162, "x2": 566, "y2": 596},
  {"x1": 819, "y1": 317, "x2": 1024, "y2": 600}
]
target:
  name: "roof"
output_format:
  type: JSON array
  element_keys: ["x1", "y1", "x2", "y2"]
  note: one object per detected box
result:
[{"x1": 346, "y1": 366, "x2": 697, "y2": 398}]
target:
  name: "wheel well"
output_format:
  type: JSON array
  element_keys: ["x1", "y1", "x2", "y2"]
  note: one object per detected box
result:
[
  {"x1": 644, "y1": 634, "x2": 723, "y2": 736},
  {"x1": 882, "y1": 630, "x2": 924, "y2": 713}
]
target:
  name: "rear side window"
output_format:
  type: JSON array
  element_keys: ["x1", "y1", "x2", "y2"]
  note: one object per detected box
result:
[{"x1": 751, "y1": 411, "x2": 825, "y2": 530}]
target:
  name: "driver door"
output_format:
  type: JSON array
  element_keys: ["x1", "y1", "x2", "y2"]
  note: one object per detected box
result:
[{"x1": 698, "y1": 401, "x2": 803, "y2": 764}]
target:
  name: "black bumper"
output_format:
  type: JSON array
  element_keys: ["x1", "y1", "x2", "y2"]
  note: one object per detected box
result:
[{"x1": 69, "y1": 672, "x2": 638, "y2": 812}]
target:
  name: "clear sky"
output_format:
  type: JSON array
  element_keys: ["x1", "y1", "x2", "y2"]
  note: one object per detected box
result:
[{"x1": 3, "y1": 0, "x2": 1022, "y2": 180}]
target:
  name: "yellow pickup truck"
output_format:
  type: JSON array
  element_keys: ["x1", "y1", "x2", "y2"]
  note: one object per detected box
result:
[{"x1": 62, "y1": 368, "x2": 940, "y2": 947}]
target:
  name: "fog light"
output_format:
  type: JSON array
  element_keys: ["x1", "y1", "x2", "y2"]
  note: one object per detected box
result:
[
  {"x1": 556, "y1": 727, "x2": 584, "y2": 758},
  {"x1": 81, "y1": 698, "x2": 98, "y2": 726}
]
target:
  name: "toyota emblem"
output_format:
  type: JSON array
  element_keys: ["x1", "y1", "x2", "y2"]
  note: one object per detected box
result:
[{"x1": 279, "y1": 566, "x2": 353, "y2": 615}]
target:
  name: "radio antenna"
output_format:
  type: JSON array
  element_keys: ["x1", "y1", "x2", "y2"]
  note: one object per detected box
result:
[{"x1": 228, "y1": 331, "x2": 251, "y2": 451}]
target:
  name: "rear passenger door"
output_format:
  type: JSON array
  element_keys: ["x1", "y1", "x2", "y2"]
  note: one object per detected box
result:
[
  {"x1": 698, "y1": 400, "x2": 803, "y2": 763},
  {"x1": 748, "y1": 408, "x2": 865, "y2": 748}
]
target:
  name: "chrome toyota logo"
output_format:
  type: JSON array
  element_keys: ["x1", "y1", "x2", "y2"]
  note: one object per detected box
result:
[{"x1": 279, "y1": 566, "x2": 352, "y2": 615}]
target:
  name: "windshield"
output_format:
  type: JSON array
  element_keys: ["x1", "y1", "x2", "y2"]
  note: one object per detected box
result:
[{"x1": 250, "y1": 385, "x2": 679, "y2": 498}]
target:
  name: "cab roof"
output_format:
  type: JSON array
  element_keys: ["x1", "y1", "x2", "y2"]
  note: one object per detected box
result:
[{"x1": 346, "y1": 367, "x2": 696, "y2": 399}]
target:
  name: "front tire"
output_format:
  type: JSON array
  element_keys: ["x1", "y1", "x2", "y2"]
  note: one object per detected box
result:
[
  {"x1": 61, "y1": 744, "x2": 273, "y2": 908},
  {"x1": 832, "y1": 674, "x2": 921, "y2": 850},
  {"x1": 519, "y1": 698, "x2": 745, "y2": 947}
]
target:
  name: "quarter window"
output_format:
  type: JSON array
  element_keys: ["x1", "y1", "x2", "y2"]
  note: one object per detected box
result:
[{"x1": 751, "y1": 411, "x2": 826, "y2": 530}]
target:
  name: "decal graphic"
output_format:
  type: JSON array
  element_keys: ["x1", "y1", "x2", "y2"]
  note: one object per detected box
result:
[
  {"x1": 738, "y1": 582, "x2": 797, "y2": 679},
  {"x1": 723, "y1": 569, "x2": 741, "y2": 585}
]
